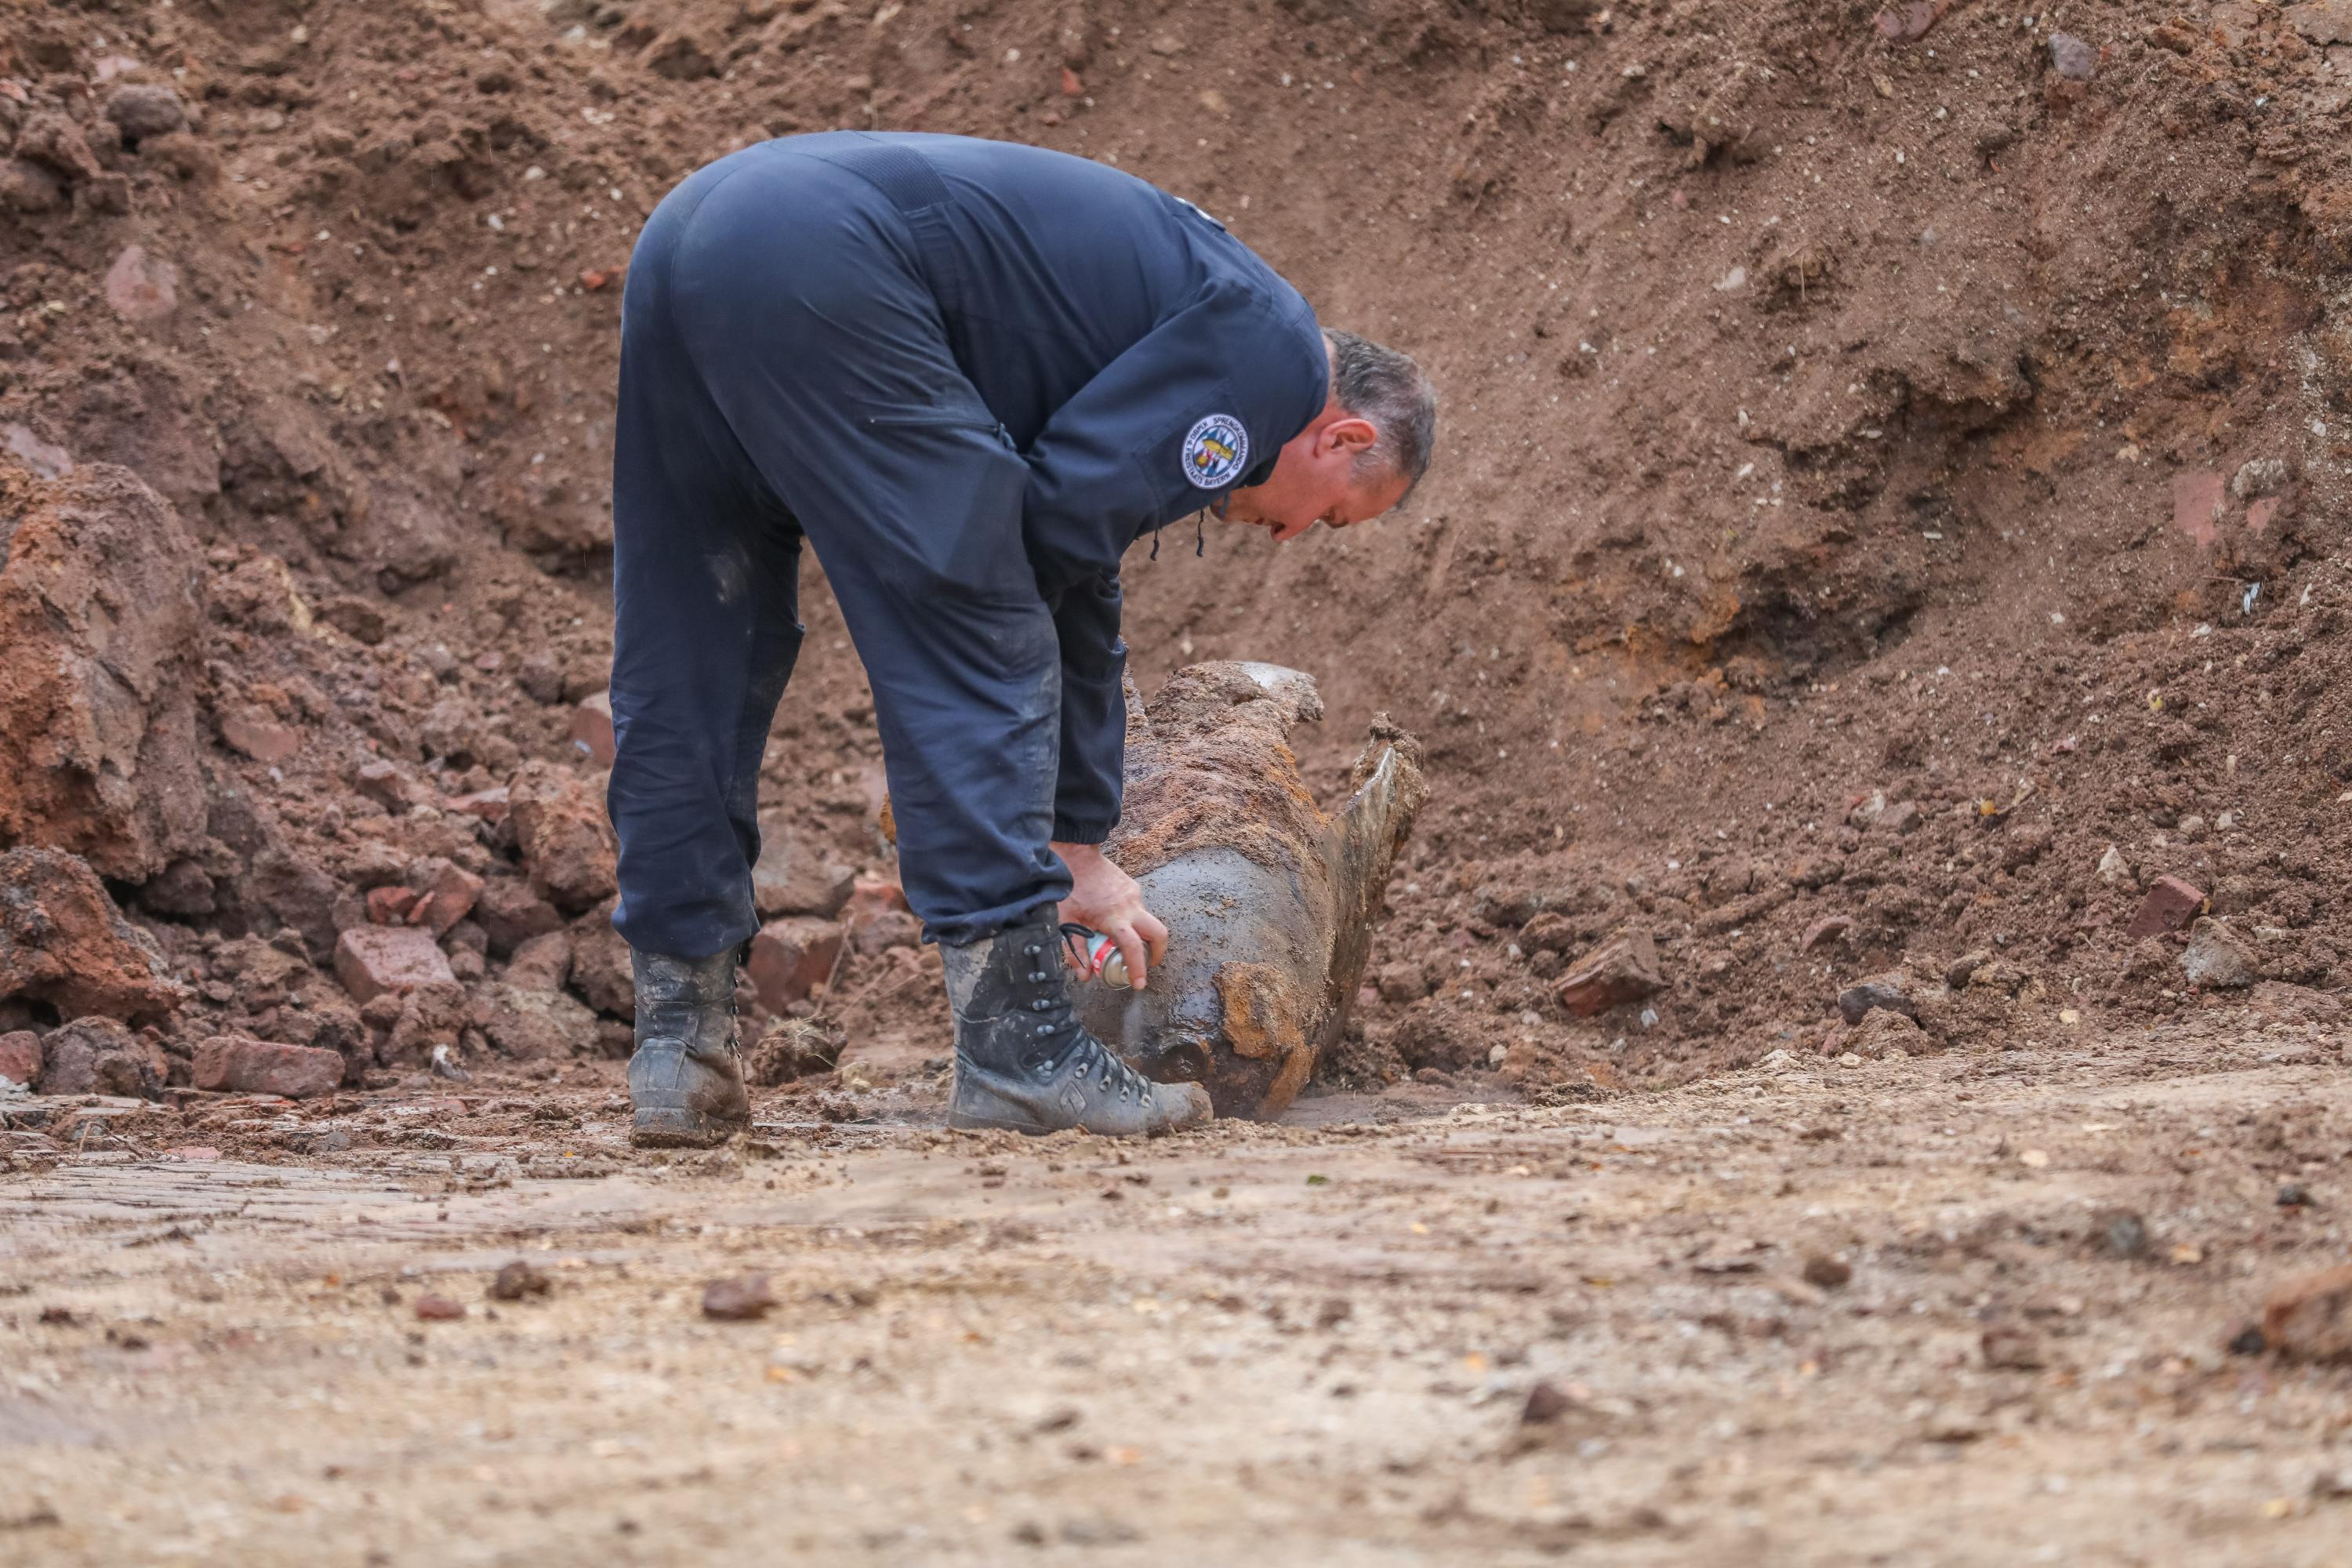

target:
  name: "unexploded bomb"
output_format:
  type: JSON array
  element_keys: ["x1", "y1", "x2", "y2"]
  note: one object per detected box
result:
[{"x1": 1073, "y1": 662, "x2": 1426, "y2": 1120}]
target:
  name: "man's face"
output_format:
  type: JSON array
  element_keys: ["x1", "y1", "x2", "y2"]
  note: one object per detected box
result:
[{"x1": 1221, "y1": 416, "x2": 1410, "y2": 543}]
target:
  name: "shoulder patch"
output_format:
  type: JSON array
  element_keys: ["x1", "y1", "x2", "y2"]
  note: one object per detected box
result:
[{"x1": 1181, "y1": 413, "x2": 1249, "y2": 490}]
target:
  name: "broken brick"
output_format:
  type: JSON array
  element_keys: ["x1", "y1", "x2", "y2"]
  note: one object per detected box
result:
[
  {"x1": 746, "y1": 917, "x2": 845, "y2": 1012},
  {"x1": 1556, "y1": 929, "x2": 1664, "y2": 1018},
  {"x1": 404, "y1": 858, "x2": 485, "y2": 938},
  {"x1": 2125, "y1": 875, "x2": 2205, "y2": 938},
  {"x1": 191, "y1": 1035, "x2": 345, "y2": 1098},
  {"x1": 366, "y1": 885, "x2": 419, "y2": 925},
  {"x1": 333, "y1": 924, "x2": 456, "y2": 1004}
]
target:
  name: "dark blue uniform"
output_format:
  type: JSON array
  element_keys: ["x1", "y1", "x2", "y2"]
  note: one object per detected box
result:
[{"x1": 608, "y1": 132, "x2": 1329, "y2": 959}]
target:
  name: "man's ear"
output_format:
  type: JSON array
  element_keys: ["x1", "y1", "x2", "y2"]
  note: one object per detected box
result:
[{"x1": 1323, "y1": 416, "x2": 1380, "y2": 457}]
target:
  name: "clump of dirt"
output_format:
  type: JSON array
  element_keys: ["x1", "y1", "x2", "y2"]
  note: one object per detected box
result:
[{"x1": 0, "y1": 0, "x2": 2345, "y2": 1112}]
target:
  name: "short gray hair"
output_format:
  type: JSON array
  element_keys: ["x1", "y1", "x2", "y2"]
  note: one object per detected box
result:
[{"x1": 1325, "y1": 328, "x2": 1437, "y2": 497}]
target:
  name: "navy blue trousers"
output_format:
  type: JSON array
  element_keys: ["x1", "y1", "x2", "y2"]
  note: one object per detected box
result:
[{"x1": 607, "y1": 141, "x2": 1069, "y2": 960}]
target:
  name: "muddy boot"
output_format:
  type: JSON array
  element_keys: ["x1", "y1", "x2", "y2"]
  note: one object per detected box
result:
[
  {"x1": 627, "y1": 946, "x2": 753, "y2": 1148},
  {"x1": 943, "y1": 917, "x2": 1213, "y2": 1136}
]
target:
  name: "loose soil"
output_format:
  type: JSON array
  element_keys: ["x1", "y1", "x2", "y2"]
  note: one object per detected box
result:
[
  {"x1": 3, "y1": 0, "x2": 2352, "y2": 1557},
  {"x1": 8, "y1": 1025, "x2": 2352, "y2": 1565}
]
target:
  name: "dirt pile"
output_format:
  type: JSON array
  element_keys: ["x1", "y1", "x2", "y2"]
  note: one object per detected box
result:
[{"x1": 0, "y1": 0, "x2": 2345, "y2": 1103}]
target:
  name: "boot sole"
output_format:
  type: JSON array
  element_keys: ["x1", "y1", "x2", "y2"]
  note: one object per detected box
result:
[
  {"x1": 946, "y1": 1105, "x2": 1210, "y2": 1138},
  {"x1": 630, "y1": 1111, "x2": 750, "y2": 1149}
]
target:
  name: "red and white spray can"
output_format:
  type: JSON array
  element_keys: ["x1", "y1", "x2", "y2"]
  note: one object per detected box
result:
[{"x1": 1067, "y1": 927, "x2": 1133, "y2": 989}]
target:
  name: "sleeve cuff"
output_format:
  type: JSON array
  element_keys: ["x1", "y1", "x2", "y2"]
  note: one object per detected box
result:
[{"x1": 1051, "y1": 816, "x2": 1118, "y2": 846}]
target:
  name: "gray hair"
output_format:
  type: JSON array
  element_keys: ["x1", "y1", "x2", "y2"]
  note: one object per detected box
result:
[{"x1": 1325, "y1": 328, "x2": 1437, "y2": 497}]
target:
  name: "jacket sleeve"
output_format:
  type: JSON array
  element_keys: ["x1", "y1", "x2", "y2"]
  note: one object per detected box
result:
[
  {"x1": 1044, "y1": 572, "x2": 1127, "y2": 844},
  {"x1": 1021, "y1": 273, "x2": 1327, "y2": 597}
]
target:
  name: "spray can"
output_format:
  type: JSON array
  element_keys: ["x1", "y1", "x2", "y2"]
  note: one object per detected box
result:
[{"x1": 1069, "y1": 927, "x2": 1133, "y2": 989}]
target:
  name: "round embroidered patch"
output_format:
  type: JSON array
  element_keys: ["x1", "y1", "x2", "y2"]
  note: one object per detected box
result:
[{"x1": 1181, "y1": 413, "x2": 1249, "y2": 490}]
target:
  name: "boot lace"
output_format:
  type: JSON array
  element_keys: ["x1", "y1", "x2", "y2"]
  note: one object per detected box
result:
[{"x1": 1004, "y1": 926, "x2": 1155, "y2": 1103}]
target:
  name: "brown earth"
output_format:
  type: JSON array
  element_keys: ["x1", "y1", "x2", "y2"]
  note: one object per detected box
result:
[{"x1": 2, "y1": 0, "x2": 2351, "y2": 1555}]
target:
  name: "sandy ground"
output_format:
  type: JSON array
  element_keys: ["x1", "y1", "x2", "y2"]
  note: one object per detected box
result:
[{"x1": 8, "y1": 1016, "x2": 2352, "y2": 1566}]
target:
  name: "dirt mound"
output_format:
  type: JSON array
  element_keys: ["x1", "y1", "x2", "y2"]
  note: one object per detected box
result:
[{"x1": 0, "y1": 0, "x2": 2345, "y2": 1101}]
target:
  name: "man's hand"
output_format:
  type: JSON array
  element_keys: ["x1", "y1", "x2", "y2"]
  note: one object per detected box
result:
[{"x1": 1053, "y1": 842, "x2": 1168, "y2": 991}]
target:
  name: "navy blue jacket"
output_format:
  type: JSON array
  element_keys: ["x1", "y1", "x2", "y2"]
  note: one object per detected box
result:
[{"x1": 870, "y1": 135, "x2": 1330, "y2": 840}]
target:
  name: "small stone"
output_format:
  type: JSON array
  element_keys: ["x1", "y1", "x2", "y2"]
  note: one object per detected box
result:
[
  {"x1": 1837, "y1": 973, "x2": 1915, "y2": 1025},
  {"x1": 517, "y1": 652, "x2": 564, "y2": 705},
  {"x1": 505, "y1": 931, "x2": 573, "y2": 993},
  {"x1": 405, "y1": 858, "x2": 485, "y2": 938},
  {"x1": 1519, "y1": 1379, "x2": 1580, "y2": 1425},
  {"x1": 570, "y1": 691, "x2": 615, "y2": 767},
  {"x1": 508, "y1": 762, "x2": 619, "y2": 915},
  {"x1": 354, "y1": 759, "x2": 426, "y2": 811},
  {"x1": 851, "y1": 909, "x2": 923, "y2": 956},
  {"x1": 488, "y1": 1260, "x2": 553, "y2": 1301},
  {"x1": 446, "y1": 785, "x2": 511, "y2": 826},
  {"x1": 0, "y1": 1030, "x2": 42, "y2": 1087},
  {"x1": 1878, "y1": 800, "x2": 1923, "y2": 835},
  {"x1": 2089, "y1": 1208, "x2": 2151, "y2": 1259},
  {"x1": 2179, "y1": 916, "x2": 2257, "y2": 989},
  {"x1": 2125, "y1": 875, "x2": 2205, "y2": 938},
  {"x1": 746, "y1": 918, "x2": 846, "y2": 1011},
  {"x1": 105, "y1": 83, "x2": 187, "y2": 141},
  {"x1": 1980, "y1": 1325, "x2": 2046, "y2": 1370},
  {"x1": 473, "y1": 878, "x2": 562, "y2": 956},
  {"x1": 2264, "y1": 1265, "x2": 2352, "y2": 1361},
  {"x1": 1555, "y1": 929, "x2": 1664, "y2": 1018},
  {"x1": 318, "y1": 596, "x2": 387, "y2": 644},
  {"x1": 1798, "y1": 915, "x2": 1853, "y2": 954},
  {"x1": 366, "y1": 885, "x2": 419, "y2": 925},
  {"x1": 333, "y1": 924, "x2": 456, "y2": 1004},
  {"x1": 702, "y1": 1272, "x2": 778, "y2": 1320},
  {"x1": 2096, "y1": 844, "x2": 2134, "y2": 887},
  {"x1": 2230, "y1": 456, "x2": 2291, "y2": 499},
  {"x1": 2047, "y1": 31, "x2": 2096, "y2": 80},
  {"x1": 103, "y1": 245, "x2": 179, "y2": 324},
  {"x1": 1375, "y1": 959, "x2": 1431, "y2": 1004},
  {"x1": 1801, "y1": 1254, "x2": 1852, "y2": 1289},
  {"x1": 1944, "y1": 949, "x2": 1991, "y2": 989},
  {"x1": 191, "y1": 1035, "x2": 344, "y2": 1098},
  {"x1": 2278, "y1": 1183, "x2": 2314, "y2": 1209},
  {"x1": 220, "y1": 709, "x2": 302, "y2": 764},
  {"x1": 414, "y1": 1294, "x2": 466, "y2": 1322},
  {"x1": 751, "y1": 836, "x2": 855, "y2": 920},
  {"x1": 2287, "y1": 0, "x2": 2352, "y2": 45}
]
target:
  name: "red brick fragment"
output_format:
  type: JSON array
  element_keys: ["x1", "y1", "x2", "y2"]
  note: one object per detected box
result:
[
  {"x1": 192, "y1": 1035, "x2": 344, "y2": 1098},
  {"x1": 2125, "y1": 875, "x2": 2205, "y2": 938},
  {"x1": 746, "y1": 917, "x2": 845, "y2": 1012},
  {"x1": 367, "y1": 885, "x2": 419, "y2": 925},
  {"x1": 334, "y1": 924, "x2": 456, "y2": 1004},
  {"x1": 1556, "y1": 929, "x2": 1664, "y2": 1018}
]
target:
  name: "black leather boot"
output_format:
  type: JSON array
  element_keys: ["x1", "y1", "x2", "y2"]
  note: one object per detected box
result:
[
  {"x1": 943, "y1": 916, "x2": 1213, "y2": 1136},
  {"x1": 627, "y1": 946, "x2": 753, "y2": 1148}
]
